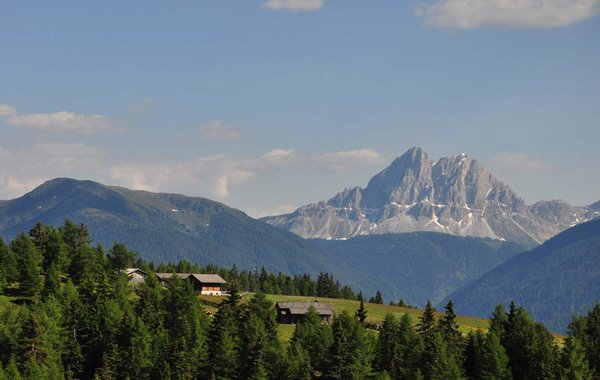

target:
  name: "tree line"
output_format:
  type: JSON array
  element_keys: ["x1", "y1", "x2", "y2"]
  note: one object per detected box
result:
[{"x1": 0, "y1": 221, "x2": 598, "y2": 379}]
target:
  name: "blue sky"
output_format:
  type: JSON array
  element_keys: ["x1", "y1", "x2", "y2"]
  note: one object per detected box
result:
[{"x1": 1, "y1": 0, "x2": 599, "y2": 216}]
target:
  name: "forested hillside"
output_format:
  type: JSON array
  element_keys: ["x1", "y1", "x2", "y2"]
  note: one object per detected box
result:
[
  {"x1": 314, "y1": 232, "x2": 524, "y2": 305},
  {"x1": 0, "y1": 222, "x2": 599, "y2": 379},
  {"x1": 446, "y1": 219, "x2": 600, "y2": 333}
]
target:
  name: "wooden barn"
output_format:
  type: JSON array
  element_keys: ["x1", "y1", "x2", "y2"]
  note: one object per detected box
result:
[
  {"x1": 154, "y1": 273, "x2": 227, "y2": 295},
  {"x1": 123, "y1": 268, "x2": 147, "y2": 285},
  {"x1": 275, "y1": 301, "x2": 334, "y2": 324}
]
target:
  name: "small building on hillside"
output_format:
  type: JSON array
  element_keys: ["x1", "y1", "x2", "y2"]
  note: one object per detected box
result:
[
  {"x1": 154, "y1": 273, "x2": 227, "y2": 296},
  {"x1": 275, "y1": 301, "x2": 334, "y2": 324},
  {"x1": 123, "y1": 268, "x2": 147, "y2": 285}
]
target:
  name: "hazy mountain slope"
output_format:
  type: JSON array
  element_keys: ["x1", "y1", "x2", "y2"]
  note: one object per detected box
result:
[
  {"x1": 263, "y1": 147, "x2": 597, "y2": 246},
  {"x1": 444, "y1": 219, "x2": 600, "y2": 332},
  {"x1": 314, "y1": 232, "x2": 524, "y2": 305},
  {"x1": 0, "y1": 178, "x2": 349, "y2": 276}
]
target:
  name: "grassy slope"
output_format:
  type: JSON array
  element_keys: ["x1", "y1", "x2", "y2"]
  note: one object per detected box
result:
[{"x1": 200, "y1": 293, "x2": 491, "y2": 343}]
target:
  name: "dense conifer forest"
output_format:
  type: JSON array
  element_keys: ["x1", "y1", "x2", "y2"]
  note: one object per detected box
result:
[{"x1": 0, "y1": 221, "x2": 599, "y2": 379}]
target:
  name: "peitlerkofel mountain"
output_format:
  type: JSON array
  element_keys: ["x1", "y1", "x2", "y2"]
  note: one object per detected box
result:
[{"x1": 263, "y1": 147, "x2": 598, "y2": 247}]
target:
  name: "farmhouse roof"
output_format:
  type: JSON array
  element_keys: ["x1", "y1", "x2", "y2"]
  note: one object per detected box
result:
[
  {"x1": 123, "y1": 268, "x2": 146, "y2": 275},
  {"x1": 276, "y1": 302, "x2": 334, "y2": 316},
  {"x1": 190, "y1": 274, "x2": 227, "y2": 284},
  {"x1": 154, "y1": 273, "x2": 226, "y2": 284}
]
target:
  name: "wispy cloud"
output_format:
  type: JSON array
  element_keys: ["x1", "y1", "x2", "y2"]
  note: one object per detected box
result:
[
  {"x1": 492, "y1": 152, "x2": 555, "y2": 172},
  {"x1": 129, "y1": 98, "x2": 158, "y2": 113},
  {"x1": 195, "y1": 119, "x2": 241, "y2": 141},
  {"x1": 417, "y1": 0, "x2": 600, "y2": 29},
  {"x1": 0, "y1": 103, "x2": 121, "y2": 134},
  {"x1": 0, "y1": 104, "x2": 16, "y2": 117},
  {"x1": 313, "y1": 148, "x2": 387, "y2": 172},
  {"x1": 247, "y1": 203, "x2": 299, "y2": 219},
  {"x1": 261, "y1": 0, "x2": 326, "y2": 12},
  {"x1": 110, "y1": 148, "x2": 299, "y2": 199},
  {"x1": 0, "y1": 142, "x2": 106, "y2": 198}
]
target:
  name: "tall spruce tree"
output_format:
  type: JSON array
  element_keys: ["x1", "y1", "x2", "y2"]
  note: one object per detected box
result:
[
  {"x1": 327, "y1": 311, "x2": 373, "y2": 380},
  {"x1": 355, "y1": 298, "x2": 368, "y2": 324},
  {"x1": 560, "y1": 336, "x2": 592, "y2": 380},
  {"x1": 480, "y1": 331, "x2": 512, "y2": 380},
  {"x1": 10, "y1": 233, "x2": 43, "y2": 296},
  {"x1": 438, "y1": 300, "x2": 464, "y2": 367},
  {"x1": 0, "y1": 238, "x2": 19, "y2": 285},
  {"x1": 417, "y1": 301, "x2": 437, "y2": 341},
  {"x1": 290, "y1": 306, "x2": 333, "y2": 375},
  {"x1": 374, "y1": 314, "x2": 400, "y2": 377}
]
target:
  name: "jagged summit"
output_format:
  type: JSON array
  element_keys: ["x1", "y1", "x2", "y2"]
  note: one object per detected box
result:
[{"x1": 263, "y1": 147, "x2": 597, "y2": 246}]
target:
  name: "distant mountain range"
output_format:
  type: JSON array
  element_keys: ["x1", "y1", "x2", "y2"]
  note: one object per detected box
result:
[
  {"x1": 263, "y1": 147, "x2": 599, "y2": 247},
  {"x1": 445, "y1": 218, "x2": 600, "y2": 333},
  {"x1": 0, "y1": 177, "x2": 525, "y2": 305}
]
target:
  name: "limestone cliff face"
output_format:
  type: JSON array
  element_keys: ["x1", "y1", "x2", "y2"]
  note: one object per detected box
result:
[{"x1": 263, "y1": 147, "x2": 597, "y2": 246}]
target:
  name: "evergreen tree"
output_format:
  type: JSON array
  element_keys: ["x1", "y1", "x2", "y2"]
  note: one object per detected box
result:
[
  {"x1": 581, "y1": 304, "x2": 600, "y2": 375},
  {"x1": 417, "y1": 301, "x2": 437, "y2": 342},
  {"x1": 41, "y1": 264, "x2": 61, "y2": 299},
  {"x1": 327, "y1": 311, "x2": 373, "y2": 379},
  {"x1": 420, "y1": 331, "x2": 464, "y2": 380},
  {"x1": 503, "y1": 303, "x2": 559, "y2": 380},
  {"x1": 316, "y1": 272, "x2": 340, "y2": 298},
  {"x1": 464, "y1": 331, "x2": 485, "y2": 380},
  {"x1": 370, "y1": 290, "x2": 384, "y2": 304},
  {"x1": 286, "y1": 341, "x2": 312, "y2": 380},
  {"x1": 208, "y1": 284, "x2": 241, "y2": 379},
  {"x1": 438, "y1": 300, "x2": 464, "y2": 368},
  {"x1": 59, "y1": 280, "x2": 84, "y2": 378},
  {"x1": 480, "y1": 331, "x2": 512, "y2": 380},
  {"x1": 397, "y1": 313, "x2": 424, "y2": 379},
  {"x1": 290, "y1": 306, "x2": 333, "y2": 375},
  {"x1": 355, "y1": 298, "x2": 368, "y2": 324},
  {"x1": 135, "y1": 270, "x2": 165, "y2": 331},
  {"x1": 107, "y1": 242, "x2": 137, "y2": 271},
  {"x1": 61, "y1": 220, "x2": 91, "y2": 254},
  {"x1": 374, "y1": 314, "x2": 400, "y2": 377},
  {"x1": 0, "y1": 238, "x2": 18, "y2": 286},
  {"x1": 0, "y1": 267, "x2": 5, "y2": 296},
  {"x1": 44, "y1": 228, "x2": 69, "y2": 272},
  {"x1": 489, "y1": 304, "x2": 508, "y2": 339},
  {"x1": 10, "y1": 233, "x2": 43, "y2": 296},
  {"x1": 4, "y1": 358, "x2": 22, "y2": 380},
  {"x1": 120, "y1": 314, "x2": 153, "y2": 379},
  {"x1": 560, "y1": 336, "x2": 592, "y2": 380}
]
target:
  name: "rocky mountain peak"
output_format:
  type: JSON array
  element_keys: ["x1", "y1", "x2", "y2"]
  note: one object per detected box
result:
[
  {"x1": 362, "y1": 147, "x2": 433, "y2": 208},
  {"x1": 263, "y1": 148, "x2": 597, "y2": 246}
]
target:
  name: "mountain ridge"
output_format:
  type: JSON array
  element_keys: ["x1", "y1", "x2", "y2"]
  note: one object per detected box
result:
[
  {"x1": 443, "y1": 218, "x2": 600, "y2": 333},
  {"x1": 263, "y1": 147, "x2": 598, "y2": 246}
]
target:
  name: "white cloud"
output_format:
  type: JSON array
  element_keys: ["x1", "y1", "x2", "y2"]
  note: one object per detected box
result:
[
  {"x1": 0, "y1": 104, "x2": 16, "y2": 117},
  {"x1": 0, "y1": 103, "x2": 121, "y2": 134},
  {"x1": 418, "y1": 0, "x2": 600, "y2": 29},
  {"x1": 129, "y1": 98, "x2": 158, "y2": 113},
  {"x1": 247, "y1": 203, "x2": 299, "y2": 219},
  {"x1": 195, "y1": 119, "x2": 241, "y2": 141},
  {"x1": 313, "y1": 148, "x2": 387, "y2": 172},
  {"x1": 0, "y1": 142, "x2": 106, "y2": 199},
  {"x1": 492, "y1": 152, "x2": 555, "y2": 172},
  {"x1": 261, "y1": 0, "x2": 326, "y2": 12},
  {"x1": 109, "y1": 148, "x2": 299, "y2": 200}
]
